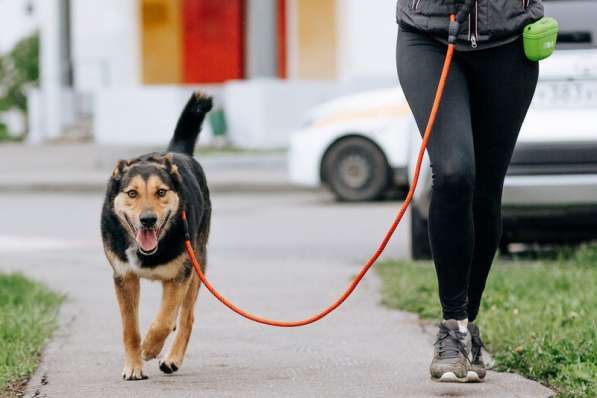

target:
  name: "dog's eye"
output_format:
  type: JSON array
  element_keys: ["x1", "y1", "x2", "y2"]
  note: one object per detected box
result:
[
  {"x1": 127, "y1": 190, "x2": 138, "y2": 199},
  {"x1": 157, "y1": 189, "x2": 168, "y2": 198}
]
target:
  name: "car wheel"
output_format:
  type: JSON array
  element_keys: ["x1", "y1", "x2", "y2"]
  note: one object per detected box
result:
[
  {"x1": 411, "y1": 206, "x2": 432, "y2": 260},
  {"x1": 322, "y1": 137, "x2": 390, "y2": 201}
]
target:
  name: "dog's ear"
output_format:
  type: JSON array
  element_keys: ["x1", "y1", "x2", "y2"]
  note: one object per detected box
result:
[
  {"x1": 111, "y1": 160, "x2": 128, "y2": 181},
  {"x1": 163, "y1": 153, "x2": 182, "y2": 183}
]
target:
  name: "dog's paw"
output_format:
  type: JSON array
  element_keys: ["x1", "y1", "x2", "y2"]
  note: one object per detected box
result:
[
  {"x1": 141, "y1": 343, "x2": 162, "y2": 361},
  {"x1": 141, "y1": 329, "x2": 169, "y2": 361},
  {"x1": 158, "y1": 358, "x2": 181, "y2": 374},
  {"x1": 122, "y1": 363, "x2": 147, "y2": 381}
]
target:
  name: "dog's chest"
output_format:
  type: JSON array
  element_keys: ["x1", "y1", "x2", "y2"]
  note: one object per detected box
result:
[{"x1": 107, "y1": 247, "x2": 187, "y2": 281}]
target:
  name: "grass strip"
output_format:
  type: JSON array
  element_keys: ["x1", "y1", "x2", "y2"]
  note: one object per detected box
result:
[
  {"x1": 0, "y1": 273, "x2": 63, "y2": 397},
  {"x1": 378, "y1": 245, "x2": 597, "y2": 398}
]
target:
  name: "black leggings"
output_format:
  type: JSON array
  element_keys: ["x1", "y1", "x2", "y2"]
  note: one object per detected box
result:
[{"x1": 396, "y1": 27, "x2": 538, "y2": 321}]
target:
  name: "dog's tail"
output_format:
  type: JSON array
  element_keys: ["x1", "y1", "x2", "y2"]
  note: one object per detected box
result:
[{"x1": 168, "y1": 91, "x2": 213, "y2": 155}]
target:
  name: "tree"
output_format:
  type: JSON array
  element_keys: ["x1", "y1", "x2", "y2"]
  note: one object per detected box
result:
[{"x1": 0, "y1": 32, "x2": 40, "y2": 139}]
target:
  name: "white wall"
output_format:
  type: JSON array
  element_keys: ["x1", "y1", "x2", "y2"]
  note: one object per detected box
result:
[
  {"x1": 224, "y1": 79, "x2": 338, "y2": 148},
  {"x1": 336, "y1": 0, "x2": 398, "y2": 81},
  {"x1": 71, "y1": 0, "x2": 140, "y2": 90},
  {"x1": 95, "y1": 87, "x2": 219, "y2": 146},
  {"x1": 92, "y1": 78, "x2": 395, "y2": 148},
  {"x1": 0, "y1": 0, "x2": 39, "y2": 53},
  {"x1": 224, "y1": 78, "x2": 395, "y2": 149},
  {"x1": 38, "y1": 0, "x2": 64, "y2": 140},
  {"x1": 0, "y1": 110, "x2": 24, "y2": 135}
]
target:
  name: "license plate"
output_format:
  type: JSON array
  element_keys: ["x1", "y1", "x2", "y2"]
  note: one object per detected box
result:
[{"x1": 531, "y1": 80, "x2": 597, "y2": 108}]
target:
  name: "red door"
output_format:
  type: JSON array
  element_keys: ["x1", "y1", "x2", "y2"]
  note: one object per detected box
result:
[
  {"x1": 277, "y1": 0, "x2": 287, "y2": 78},
  {"x1": 182, "y1": 0, "x2": 245, "y2": 83}
]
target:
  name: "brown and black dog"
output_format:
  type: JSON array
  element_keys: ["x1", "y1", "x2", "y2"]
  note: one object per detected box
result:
[{"x1": 101, "y1": 92, "x2": 212, "y2": 380}]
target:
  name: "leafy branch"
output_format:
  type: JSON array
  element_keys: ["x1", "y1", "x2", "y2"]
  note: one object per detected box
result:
[{"x1": 0, "y1": 32, "x2": 39, "y2": 139}]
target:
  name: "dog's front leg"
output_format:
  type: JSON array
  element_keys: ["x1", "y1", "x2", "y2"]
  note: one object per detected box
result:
[
  {"x1": 159, "y1": 272, "x2": 201, "y2": 374},
  {"x1": 114, "y1": 273, "x2": 145, "y2": 380},
  {"x1": 141, "y1": 278, "x2": 188, "y2": 361}
]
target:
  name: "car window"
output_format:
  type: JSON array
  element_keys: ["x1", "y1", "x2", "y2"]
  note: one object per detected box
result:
[{"x1": 543, "y1": 0, "x2": 597, "y2": 49}]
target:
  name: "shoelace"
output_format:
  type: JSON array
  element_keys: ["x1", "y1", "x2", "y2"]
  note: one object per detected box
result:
[{"x1": 435, "y1": 325, "x2": 469, "y2": 359}]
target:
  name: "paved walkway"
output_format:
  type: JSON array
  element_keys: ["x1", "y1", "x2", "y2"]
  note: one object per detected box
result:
[{"x1": 0, "y1": 192, "x2": 553, "y2": 398}]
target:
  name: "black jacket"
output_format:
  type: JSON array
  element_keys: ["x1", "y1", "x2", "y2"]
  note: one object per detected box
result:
[{"x1": 396, "y1": 0, "x2": 544, "y2": 50}]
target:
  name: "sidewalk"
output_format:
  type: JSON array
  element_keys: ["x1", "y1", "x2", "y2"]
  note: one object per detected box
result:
[
  {"x1": 0, "y1": 143, "x2": 305, "y2": 193},
  {"x1": 0, "y1": 192, "x2": 554, "y2": 398}
]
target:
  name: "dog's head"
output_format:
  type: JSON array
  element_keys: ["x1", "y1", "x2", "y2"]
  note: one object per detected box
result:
[{"x1": 109, "y1": 154, "x2": 182, "y2": 255}]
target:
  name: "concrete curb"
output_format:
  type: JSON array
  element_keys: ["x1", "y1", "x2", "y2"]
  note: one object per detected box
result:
[
  {"x1": 0, "y1": 148, "x2": 306, "y2": 194},
  {"x1": 0, "y1": 181, "x2": 318, "y2": 194}
]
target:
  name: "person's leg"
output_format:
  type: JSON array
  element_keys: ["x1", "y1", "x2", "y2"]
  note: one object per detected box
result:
[
  {"x1": 397, "y1": 27, "x2": 476, "y2": 322},
  {"x1": 464, "y1": 38, "x2": 539, "y2": 322}
]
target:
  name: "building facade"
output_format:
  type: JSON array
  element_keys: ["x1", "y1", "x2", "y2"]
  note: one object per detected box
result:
[{"x1": 27, "y1": 0, "x2": 398, "y2": 147}]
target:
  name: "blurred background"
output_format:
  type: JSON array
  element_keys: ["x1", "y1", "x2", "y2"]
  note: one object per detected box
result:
[
  {"x1": 0, "y1": 0, "x2": 397, "y2": 147},
  {"x1": 1, "y1": 0, "x2": 596, "y2": 257}
]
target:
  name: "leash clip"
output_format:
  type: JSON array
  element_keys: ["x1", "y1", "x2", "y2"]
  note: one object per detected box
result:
[{"x1": 448, "y1": 20, "x2": 460, "y2": 44}]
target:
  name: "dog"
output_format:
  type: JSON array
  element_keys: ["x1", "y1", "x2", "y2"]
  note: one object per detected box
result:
[{"x1": 101, "y1": 92, "x2": 212, "y2": 380}]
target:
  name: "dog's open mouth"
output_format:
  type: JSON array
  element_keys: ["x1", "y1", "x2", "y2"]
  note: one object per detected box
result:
[
  {"x1": 136, "y1": 228, "x2": 159, "y2": 254},
  {"x1": 124, "y1": 212, "x2": 171, "y2": 255}
]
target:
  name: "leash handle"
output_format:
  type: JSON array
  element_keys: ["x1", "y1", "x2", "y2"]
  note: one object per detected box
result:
[
  {"x1": 183, "y1": 16, "x2": 457, "y2": 327},
  {"x1": 449, "y1": 1, "x2": 473, "y2": 43}
]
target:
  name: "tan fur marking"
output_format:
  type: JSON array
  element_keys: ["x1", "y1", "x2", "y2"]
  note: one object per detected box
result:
[
  {"x1": 114, "y1": 273, "x2": 144, "y2": 379},
  {"x1": 162, "y1": 272, "x2": 201, "y2": 368},
  {"x1": 113, "y1": 174, "x2": 180, "y2": 252},
  {"x1": 104, "y1": 248, "x2": 120, "y2": 273},
  {"x1": 141, "y1": 278, "x2": 190, "y2": 361},
  {"x1": 194, "y1": 91, "x2": 209, "y2": 100},
  {"x1": 112, "y1": 160, "x2": 127, "y2": 179}
]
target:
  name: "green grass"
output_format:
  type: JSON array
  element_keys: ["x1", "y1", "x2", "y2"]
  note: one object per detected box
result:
[
  {"x1": 378, "y1": 244, "x2": 597, "y2": 398},
  {"x1": 0, "y1": 124, "x2": 24, "y2": 143},
  {"x1": 0, "y1": 273, "x2": 63, "y2": 396}
]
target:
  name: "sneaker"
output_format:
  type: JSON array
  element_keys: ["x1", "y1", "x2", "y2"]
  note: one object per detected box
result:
[
  {"x1": 430, "y1": 320, "x2": 478, "y2": 382},
  {"x1": 467, "y1": 322, "x2": 487, "y2": 380}
]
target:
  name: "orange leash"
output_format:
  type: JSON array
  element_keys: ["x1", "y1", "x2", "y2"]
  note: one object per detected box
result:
[{"x1": 182, "y1": 19, "x2": 456, "y2": 328}]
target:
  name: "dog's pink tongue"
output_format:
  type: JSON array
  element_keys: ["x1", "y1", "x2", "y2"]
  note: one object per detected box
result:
[{"x1": 136, "y1": 229, "x2": 158, "y2": 252}]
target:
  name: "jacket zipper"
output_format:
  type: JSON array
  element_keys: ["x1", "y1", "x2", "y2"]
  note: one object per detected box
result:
[
  {"x1": 522, "y1": 0, "x2": 529, "y2": 9},
  {"x1": 469, "y1": 0, "x2": 478, "y2": 48}
]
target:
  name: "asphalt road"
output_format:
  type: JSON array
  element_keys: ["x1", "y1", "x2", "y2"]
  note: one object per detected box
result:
[{"x1": 0, "y1": 191, "x2": 553, "y2": 398}]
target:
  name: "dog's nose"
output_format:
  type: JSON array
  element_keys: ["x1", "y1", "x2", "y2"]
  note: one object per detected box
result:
[{"x1": 140, "y1": 212, "x2": 158, "y2": 228}]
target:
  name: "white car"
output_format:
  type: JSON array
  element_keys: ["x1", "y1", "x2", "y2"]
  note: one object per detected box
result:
[
  {"x1": 289, "y1": 0, "x2": 597, "y2": 257},
  {"x1": 289, "y1": 88, "x2": 413, "y2": 201}
]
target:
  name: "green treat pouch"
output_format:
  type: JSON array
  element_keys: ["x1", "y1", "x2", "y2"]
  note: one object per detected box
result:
[{"x1": 523, "y1": 17, "x2": 559, "y2": 61}]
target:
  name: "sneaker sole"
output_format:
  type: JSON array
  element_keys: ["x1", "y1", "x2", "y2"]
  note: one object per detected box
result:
[
  {"x1": 471, "y1": 364, "x2": 487, "y2": 379},
  {"x1": 435, "y1": 371, "x2": 482, "y2": 383}
]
